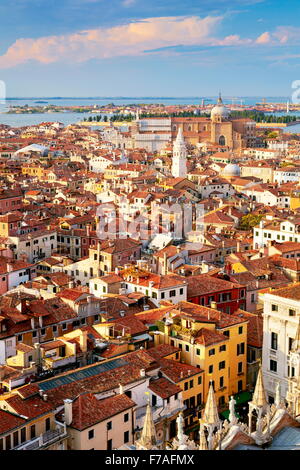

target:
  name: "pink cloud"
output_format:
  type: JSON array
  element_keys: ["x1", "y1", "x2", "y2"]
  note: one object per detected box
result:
[{"x1": 256, "y1": 32, "x2": 271, "y2": 44}]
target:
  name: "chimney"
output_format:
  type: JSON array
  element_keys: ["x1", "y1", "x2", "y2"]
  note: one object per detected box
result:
[
  {"x1": 163, "y1": 252, "x2": 168, "y2": 276},
  {"x1": 31, "y1": 318, "x2": 35, "y2": 330},
  {"x1": 6, "y1": 263, "x2": 13, "y2": 273},
  {"x1": 140, "y1": 368, "x2": 146, "y2": 377},
  {"x1": 86, "y1": 224, "x2": 91, "y2": 237},
  {"x1": 79, "y1": 330, "x2": 88, "y2": 353},
  {"x1": 119, "y1": 383, "x2": 124, "y2": 394},
  {"x1": 38, "y1": 316, "x2": 43, "y2": 328},
  {"x1": 237, "y1": 240, "x2": 241, "y2": 253},
  {"x1": 42, "y1": 393, "x2": 48, "y2": 402},
  {"x1": 64, "y1": 399, "x2": 73, "y2": 426}
]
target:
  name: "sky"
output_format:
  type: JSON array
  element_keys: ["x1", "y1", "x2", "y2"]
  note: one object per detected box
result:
[{"x1": 0, "y1": 0, "x2": 300, "y2": 97}]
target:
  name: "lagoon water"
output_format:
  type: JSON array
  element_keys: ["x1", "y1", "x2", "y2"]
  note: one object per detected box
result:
[{"x1": 0, "y1": 96, "x2": 300, "y2": 132}]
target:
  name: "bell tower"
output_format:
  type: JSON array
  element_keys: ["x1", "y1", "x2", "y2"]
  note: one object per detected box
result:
[{"x1": 171, "y1": 128, "x2": 187, "y2": 178}]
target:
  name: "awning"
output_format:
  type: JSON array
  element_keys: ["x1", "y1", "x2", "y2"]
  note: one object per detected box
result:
[{"x1": 131, "y1": 333, "x2": 153, "y2": 342}]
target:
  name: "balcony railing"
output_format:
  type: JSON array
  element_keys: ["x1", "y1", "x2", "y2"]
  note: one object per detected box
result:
[{"x1": 14, "y1": 421, "x2": 67, "y2": 450}]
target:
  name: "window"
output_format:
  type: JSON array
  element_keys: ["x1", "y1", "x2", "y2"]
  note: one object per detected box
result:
[
  {"x1": 169, "y1": 290, "x2": 176, "y2": 297},
  {"x1": 219, "y1": 361, "x2": 226, "y2": 370},
  {"x1": 13, "y1": 431, "x2": 19, "y2": 448},
  {"x1": 272, "y1": 304, "x2": 278, "y2": 312},
  {"x1": 124, "y1": 431, "x2": 129, "y2": 444},
  {"x1": 238, "y1": 326, "x2": 243, "y2": 335},
  {"x1": 179, "y1": 288, "x2": 184, "y2": 295},
  {"x1": 107, "y1": 421, "x2": 112, "y2": 431},
  {"x1": 270, "y1": 360, "x2": 277, "y2": 372},
  {"x1": 41, "y1": 328, "x2": 46, "y2": 336},
  {"x1": 17, "y1": 334, "x2": 22, "y2": 342},
  {"x1": 219, "y1": 376, "x2": 224, "y2": 388},
  {"x1": 219, "y1": 345, "x2": 226, "y2": 352},
  {"x1": 45, "y1": 417, "x2": 51, "y2": 432},
  {"x1": 62, "y1": 323, "x2": 67, "y2": 330},
  {"x1": 223, "y1": 330, "x2": 230, "y2": 338},
  {"x1": 208, "y1": 365, "x2": 213, "y2": 374},
  {"x1": 5, "y1": 435, "x2": 11, "y2": 450},
  {"x1": 271, "y1": 332, "x2": 278, "y2": 351},
  {"x1": 107, "y1": 439, "x2": 112, "y2": 450},
  {"x1": 219, "y1": 396, "x2": 225, "y2": 406},
  {"x1": 238, "y1": 362, "x2": 243, "y2": 374},
  {"x1": 185, "y1": 345, "x2": 189, "y2": 352},
  {"x1": 53, "y1": 325, "x2": 57, "y2": 333},
  {"x1": 184, "y1": 382, "x2": 189, "y2": 391},
  {"x1": 161, "y1": 292, "x2": 165, "y2": 299},
  {"x1": 88, "y1": 429, "x2": 94, "y2": 440},
  {"x1": 289, "y1": 309, "x2": 296, "y2": 316},
  {"x1": 196, "y1": 349, "x2": 200, "y2": 356},
  {"x1": 197, "y1": 393, "x2": 202, "y2": 405},
  {"x1": 208, "y1": 348, "x2": 215, "y2": 356},
  {"x1": 237, "y1": 343, "x2": 245, "y2": 355},
  {"x1": 289, "y1": 337, "x2": 294, "y2": 352},
  {"x1": 189, "y1": 380, "x2": 194, "y2": 389},
  {"x1": 198, "y1": 376, "x2": 202, "y2": 385},
  {"x1": 20, "y1": 428, "x2": 26, "y2": 443},
  {"x1": 30, "y1": 425, "x2": 36, "y2": 439},
  {"x1": 152, "y1": 395, "x2": 157, "y2": 407}
]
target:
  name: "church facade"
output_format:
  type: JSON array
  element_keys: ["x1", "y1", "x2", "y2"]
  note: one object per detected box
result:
[{"x1": 171, "y1": 95, "x2": 257, "y2": 150}]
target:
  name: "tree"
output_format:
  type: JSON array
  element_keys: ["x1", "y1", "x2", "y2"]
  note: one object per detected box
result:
[{"x1": 239, "y1": 214, "x2": 264, "y2": 231}]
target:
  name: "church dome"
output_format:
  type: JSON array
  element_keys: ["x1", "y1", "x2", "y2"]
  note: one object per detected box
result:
[
  {"x1": 211, "y1": 105, "x2": 230, "y2": 120},
  {"x1": 211, "y1": 93, "x2": 230, "y2": 120},
  {"x1": 223, "y1": 163, "x2": 241, "y2": 177}
]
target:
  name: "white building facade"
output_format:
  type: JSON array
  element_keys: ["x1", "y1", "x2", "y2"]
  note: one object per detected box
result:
[{"x1": 261, "y1": 288, "x2": 300, "y2": 402}]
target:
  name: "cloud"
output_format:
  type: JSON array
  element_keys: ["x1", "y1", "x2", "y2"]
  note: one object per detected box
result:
[
  {"x1": 256, "y1": 31, "x2": 271, "y2": 44},
  {"x1": 122, "y1": 0, "x2": 136, "y2": 6},
  {"x1": 0, "y1": 15, "x2": 229, "y2": 68},
  {"x1": 1, "y1": 15, "x2": 298, "y2": 70}
]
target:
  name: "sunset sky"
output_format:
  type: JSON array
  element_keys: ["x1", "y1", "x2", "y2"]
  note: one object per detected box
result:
[{"x1": 0, "y1": 0, "x2": 300, "y2": 96}]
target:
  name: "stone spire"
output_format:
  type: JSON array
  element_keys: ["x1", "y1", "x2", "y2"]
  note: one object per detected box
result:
[
  {"x1": 251, "y1": 366, "x2": 268, "y2": 409},
  {"x1": 203, "y1": 383, "x2": 220, "y2": 426},
  {"x1": 248, "y1": 365, "x2": 270, "y2": 445},
  {"x1": 136, "y1": 400, "x2": 158, "y2": 450},
  {"x1": 217, "y1": 92, "x2": 223, "y2": 105}
]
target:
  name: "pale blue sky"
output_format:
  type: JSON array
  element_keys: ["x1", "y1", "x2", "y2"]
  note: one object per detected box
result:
[{"x1": 0, "y1": 0, "x2": 299, "y2": 96}]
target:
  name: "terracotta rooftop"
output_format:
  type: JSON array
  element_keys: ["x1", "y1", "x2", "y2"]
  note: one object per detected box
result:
[{"x1": 68, "y1": 393, "x2": 136, "y2": 431}]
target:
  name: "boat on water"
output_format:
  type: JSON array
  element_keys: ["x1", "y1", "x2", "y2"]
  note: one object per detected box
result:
[{"x1": 34, "y1": 101, "x2": 48, "y2": 104}]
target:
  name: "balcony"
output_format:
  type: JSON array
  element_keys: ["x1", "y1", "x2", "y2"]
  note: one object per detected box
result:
[
  {"x1": 14, "y1": 421, "x2": 67, "y2": 450},
  {"x1": 44, "y1": 355, "x2": 76, "y2": 369}
]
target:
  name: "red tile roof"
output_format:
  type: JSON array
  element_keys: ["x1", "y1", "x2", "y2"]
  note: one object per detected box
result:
[{"x1": 69, "y1": 393, "x2": 136, "y2": 431}]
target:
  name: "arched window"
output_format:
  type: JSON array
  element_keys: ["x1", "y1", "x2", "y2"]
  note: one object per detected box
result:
[
  {"x1": 173, "y1": 125, "x2": 177, "y2": 131},
  {"x1": 219, "y1": 135, "x2": 226, "y2": 146}
]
